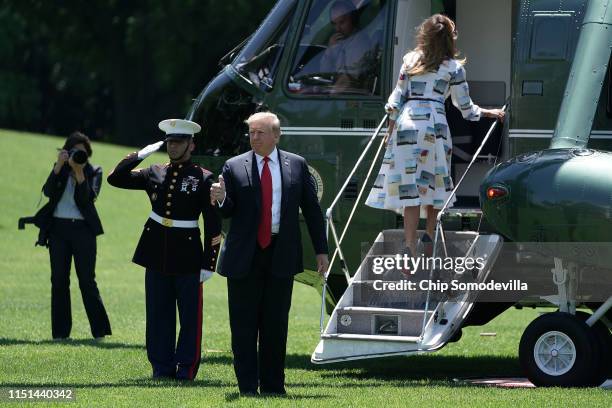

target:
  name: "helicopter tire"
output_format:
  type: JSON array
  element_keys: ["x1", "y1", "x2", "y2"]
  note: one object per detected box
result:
[
  {"x1": 574, "y1": 311, "x2": 611, "y2": 386},
  {"x1": 519, "y1": 312, "x2": 599, "y2": 387}
]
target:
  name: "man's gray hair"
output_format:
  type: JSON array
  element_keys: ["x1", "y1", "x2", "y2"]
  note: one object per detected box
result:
[{"x1": 245, "y1": 112, "x2": 281, "y2": 135}]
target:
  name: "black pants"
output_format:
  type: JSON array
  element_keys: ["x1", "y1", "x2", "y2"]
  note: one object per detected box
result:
[
  {"x1": 145, "y1": 269, "x2": 203, "y2": 380},
  {"x1": 48, "y1": 218, "x2": 111, "y2": 338},
  {"x1": 227, "y1": 238, "x2": 294, "y2": 393}
]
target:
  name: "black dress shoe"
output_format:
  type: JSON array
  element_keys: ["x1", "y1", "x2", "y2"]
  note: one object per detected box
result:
[{"x1": 239, "y1": 390, "x2": 258, "y2": 397}]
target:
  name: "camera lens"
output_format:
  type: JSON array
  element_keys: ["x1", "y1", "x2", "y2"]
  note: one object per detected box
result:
[{"x1": 70, "y1": 149, "x2": 88, "y2": 165}]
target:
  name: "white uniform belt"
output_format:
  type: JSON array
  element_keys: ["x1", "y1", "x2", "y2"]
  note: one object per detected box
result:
[{"x1": 149, "y1": 211, "x2": 198, "y2": 228}]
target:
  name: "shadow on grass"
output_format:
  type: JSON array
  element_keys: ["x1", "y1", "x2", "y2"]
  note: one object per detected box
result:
[
  {"x1": 205, "y1": 353, "x2": 522, "y2": 387},
  {"x1": 0, "y1": 337, "x2": 145, "y2": 350},
  {"x1": 1, "y1": 378, "x2": 228, "y2": 389},
  {"x1": 224, "y1": 391, "x2": 331, "y2": 402},
  {"x1": 313, "y1": 355, "x2": 522, "y2": 386},
  {"x1": 1, "y1": 345, "x2": 522, "y2": 390},
  {"x1": 0, "y1": 354, "x2": 526, "y2": 400}
]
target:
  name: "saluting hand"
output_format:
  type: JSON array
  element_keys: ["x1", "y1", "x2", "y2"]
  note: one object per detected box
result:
[
  {"x1": 210, "y1": 175, "x2": 226, "y2": 205},
  {"x1": 137, "y1": 141, "x2": 164, "y2": 160}
]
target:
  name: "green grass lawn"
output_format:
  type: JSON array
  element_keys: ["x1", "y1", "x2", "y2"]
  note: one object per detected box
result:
[{"x1": 0, "y1": 129, "x2": 609, "y2": 407}]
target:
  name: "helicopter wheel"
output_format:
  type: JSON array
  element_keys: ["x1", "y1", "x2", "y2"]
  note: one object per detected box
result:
[
  {"x1": 519, "y1": 312, "x2": 601, "y2": 387},
  {"x1": 574, "y1": 311, "x2": 611, "y2": 386}
]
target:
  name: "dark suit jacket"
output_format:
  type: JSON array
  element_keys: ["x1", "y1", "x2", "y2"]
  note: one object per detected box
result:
[
  {"x1": 217, "y1": 149, "x2": 328, "y2": 279},
  {"x1": 28, "y1": 164, "x2": 104, "y2": 246}
]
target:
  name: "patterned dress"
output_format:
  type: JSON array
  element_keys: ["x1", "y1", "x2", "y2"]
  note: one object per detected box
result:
[{"x1": 365, "y1": 51, "x2": 481, "y2": 212}]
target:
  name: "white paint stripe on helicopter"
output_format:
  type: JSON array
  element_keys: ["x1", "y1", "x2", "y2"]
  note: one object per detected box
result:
[
  {"x1": 283, "y1": 127, "x2": 612, "y2": 138},
  {"x1": 283, "y1": 127, "x2": 384, "y2": 131},
  {"x1": 509, "y1": 129, "x2": 612, "y2": 139},
  {"x1": 282, "y1": 126, "x2": 385, "y2": 136}
]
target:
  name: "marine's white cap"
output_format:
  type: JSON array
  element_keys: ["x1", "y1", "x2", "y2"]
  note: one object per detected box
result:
[{"x1": 158, "y1": 119, "x2": 201, "y2": 140}]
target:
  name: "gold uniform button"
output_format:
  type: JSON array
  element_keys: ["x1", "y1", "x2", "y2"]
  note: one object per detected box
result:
[
  {"x1": 172, "y1": 179, "x2": 176, "y2": 183},
  {"x1": 167, "y1": 194, "x2": 172, "y2": 198},
  {"x1": 165, "y1": 211, "x2": 171, "y2": 215},
  {"x1": 166, "y1": 202, "x2": 171, "y2": 207},
  {"x1": 188, "y1": 237, "x2": 192, "y2": 240},
  {"x1": 179, "y1": 164, "x2": 183, "y2": 169},
  {"x1": 170, "y1": 185, "x2": 175, "y2": 190},
  {"x1": 173, "y1": 172, "x2": 178, "y2": 176}
]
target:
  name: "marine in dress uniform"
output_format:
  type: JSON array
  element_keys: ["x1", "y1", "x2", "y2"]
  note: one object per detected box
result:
[{"x1": 107, "y1": 119, "x2": 221, "y2": 380}]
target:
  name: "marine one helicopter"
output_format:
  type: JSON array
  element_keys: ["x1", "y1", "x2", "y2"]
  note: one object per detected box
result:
[{"x1": 186, "y1": 0, "x2": 612, "y2": 387}]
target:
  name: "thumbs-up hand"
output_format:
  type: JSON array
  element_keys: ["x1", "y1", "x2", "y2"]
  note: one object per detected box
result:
[{"x1": 210, "y1": 175, "x2": 226, "y2": 206}]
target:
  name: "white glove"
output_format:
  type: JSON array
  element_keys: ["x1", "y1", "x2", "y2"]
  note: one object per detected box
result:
[
  {"x1": 137, "y1": 141, "x2": 164, "y2": 160},
  {"x1": 200, "y1": 269, "x2": 214, "y2": 283}
]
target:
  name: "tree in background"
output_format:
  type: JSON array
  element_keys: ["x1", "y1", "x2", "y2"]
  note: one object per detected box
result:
[{"x1": 2, "y1": 0, "x2": 274, "y2": 145}]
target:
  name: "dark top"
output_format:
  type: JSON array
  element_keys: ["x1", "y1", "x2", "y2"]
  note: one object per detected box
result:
[
  {"x1": 25, "y1": 163, "x2": 104, "y2": 246},
  {"x1": 217, "y1": 149, "x2": 328, "y2": 279},
  {"x1": 107, "y1": 153, "x2": 221, "y2": 275}
]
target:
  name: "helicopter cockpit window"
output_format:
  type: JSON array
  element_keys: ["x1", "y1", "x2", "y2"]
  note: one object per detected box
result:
[
  {"x1": 287, "y1": 0, "x2": 388, "y2": 96},
  {"x1": 232, "y1": 0, "x2": 297, "y2": 92}
]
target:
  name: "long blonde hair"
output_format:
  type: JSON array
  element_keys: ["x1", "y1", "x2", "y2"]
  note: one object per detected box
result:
[{"x1": 408, "y1": 14, "x2": 464, "y2": 76}]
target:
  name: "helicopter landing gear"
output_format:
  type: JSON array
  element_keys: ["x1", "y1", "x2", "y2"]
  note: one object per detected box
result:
[
  {"x1": 519, "y1": 312, "x2": 601, "y2": 387},
  {"x1": 519, "y1": 259, "x2": 611, "y2": 387}
]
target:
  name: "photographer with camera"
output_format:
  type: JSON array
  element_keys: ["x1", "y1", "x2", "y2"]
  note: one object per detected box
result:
[{"x1": 37, "y1": 132, "x2": 111, "y2": 340}]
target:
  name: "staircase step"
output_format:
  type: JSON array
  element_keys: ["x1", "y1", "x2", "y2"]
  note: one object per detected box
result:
[
  {"x1": 341, "y1": 306, "x2": 428, "y2": 313},
  {"x1": 321, "y1": 333, "x2": 421, "y2": 342},
  {"x1": 351, "y1": 280, "x2": 437, "y2": 309},
  {"x1": 444, "y1": 207, "x2": 482, "y2": 215},
  {"x1": 337, "y1": 307, "x2": 433, "y2": 337},
  {"x1": 359, "y1": 257, "x2": 434, "y2": 282}
]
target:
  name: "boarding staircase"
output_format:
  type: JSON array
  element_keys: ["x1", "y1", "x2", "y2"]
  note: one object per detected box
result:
[
  {"x1": 313, "y1": 111, "x2": 506, "y2": 364},
  {"x1": 328, "y1": 230, "x2": 434, "y2": 342}
]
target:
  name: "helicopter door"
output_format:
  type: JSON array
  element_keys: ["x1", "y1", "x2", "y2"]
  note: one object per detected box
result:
[
  {"x1": 509, "y1": 0, "x2": 588, "y2": 155},
  {"x1": 446, "y1": 0, "x2": 512, "y2": 208}
]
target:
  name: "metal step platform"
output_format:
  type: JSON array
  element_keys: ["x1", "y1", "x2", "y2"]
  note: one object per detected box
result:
[
  {"x1": 312, "y1": 229, "x2": 504, "y2": 364},
  {"x1": 337, "y1": 307, "x2": 433, "y2": 337}
]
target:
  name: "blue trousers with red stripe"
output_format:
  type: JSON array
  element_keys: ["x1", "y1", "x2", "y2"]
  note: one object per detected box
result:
[{"x1": 145, "y1": 269, "x2": 202, "y2": 380}]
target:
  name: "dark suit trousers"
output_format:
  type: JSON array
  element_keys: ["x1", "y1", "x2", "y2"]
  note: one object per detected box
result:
[
  {"x1": 227, "y1": 238, "x2": 294, "y2": 393},
  {"x1": 48, "y1": 218, "x2": 111, "y2": 338},
  {"x1": 145, "y1": 269, "x2": 203, "y2": 380}
]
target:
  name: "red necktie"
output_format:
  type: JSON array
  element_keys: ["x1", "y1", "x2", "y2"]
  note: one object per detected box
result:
[{"x1": 257, "y1": 156, "x2": 272, "y2": 248}]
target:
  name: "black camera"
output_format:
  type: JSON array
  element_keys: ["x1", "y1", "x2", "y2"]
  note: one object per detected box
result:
[{"x1": 70, "y1": 149, "x2": 88, "y2": 165}]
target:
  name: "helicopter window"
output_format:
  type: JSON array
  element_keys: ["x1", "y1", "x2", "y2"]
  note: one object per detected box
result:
[
  {"x1": 529, "y1": 14, "x2": 572, "y2": 61},
  {"x1": 287, "y1": 0, "x2": 388, "y2": 96},
  {"x1": 232, "y1": 0, "x2": 297, "y2": 92}
]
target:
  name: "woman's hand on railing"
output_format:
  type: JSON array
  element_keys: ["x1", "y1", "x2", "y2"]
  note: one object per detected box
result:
[
  {"x1": 481, "y1": 108, "x2": 505, "y2": 121},
  {"x1": 383, "y1": 120, "x2": 396, "y2": 144}
]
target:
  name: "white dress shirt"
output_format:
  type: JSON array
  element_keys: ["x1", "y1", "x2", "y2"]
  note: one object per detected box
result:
[
  {"x1": 53, "y1": 175, "x2": 84, "y2": 220},
  {"x1": 254, "y1": 147, "x2": 282, "y2": 234},
  {"x1": 217, "y1": 148, "x2": 283, "y2": 233}
]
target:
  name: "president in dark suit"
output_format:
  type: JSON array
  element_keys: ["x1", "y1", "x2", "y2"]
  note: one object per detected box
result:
[{"x1": 210, "y1": 111, "x2": 329, "y2": 396}]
